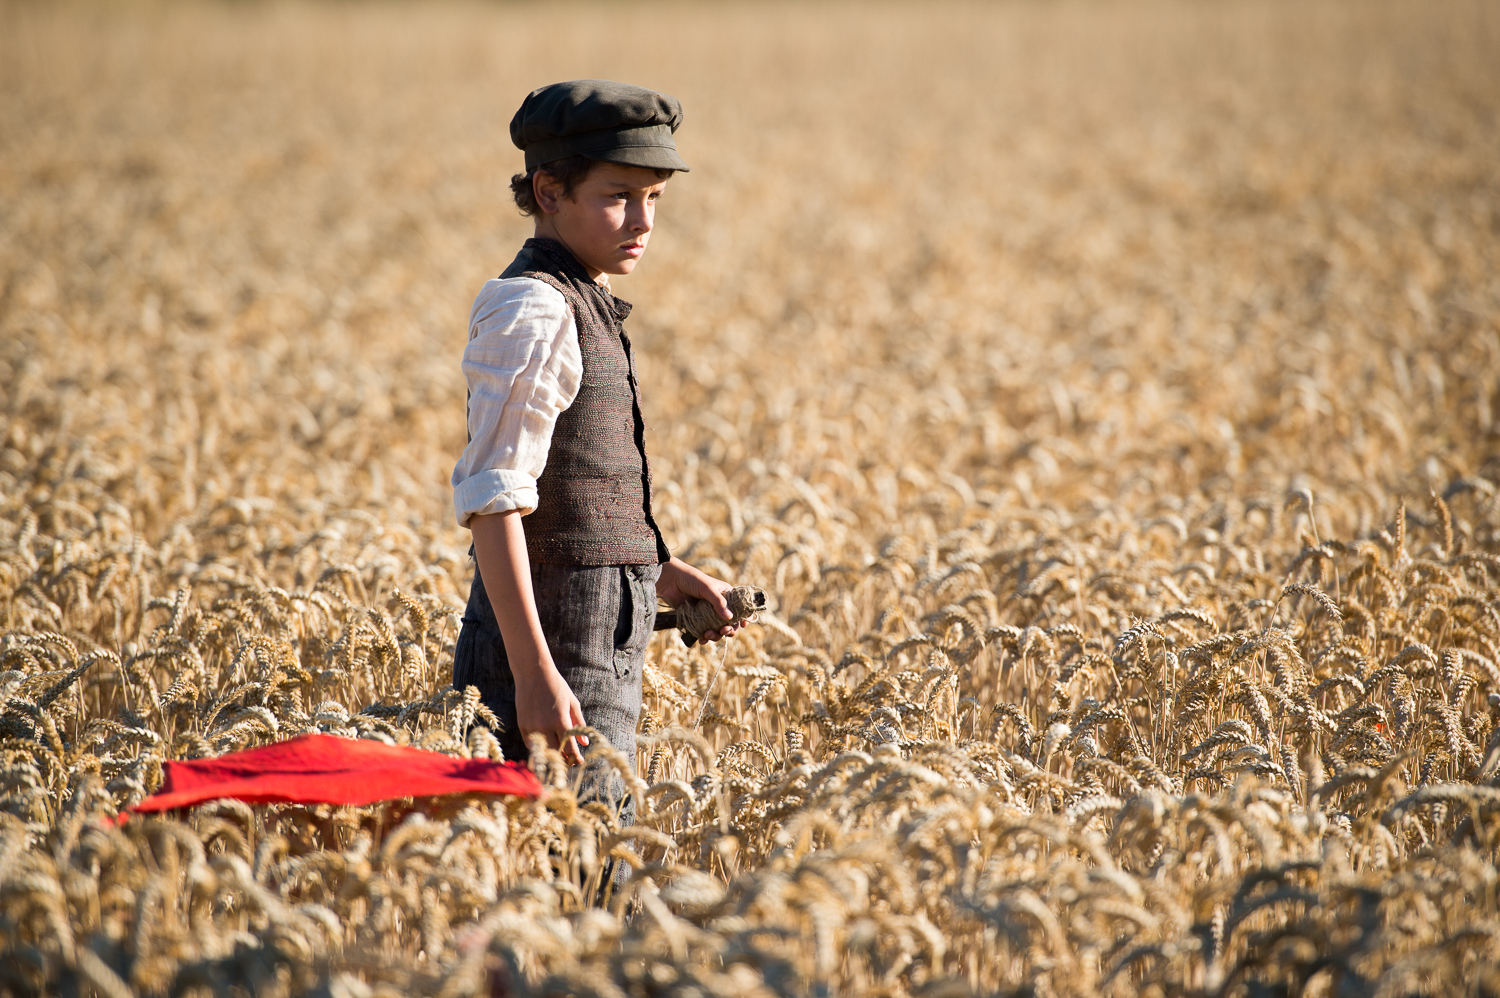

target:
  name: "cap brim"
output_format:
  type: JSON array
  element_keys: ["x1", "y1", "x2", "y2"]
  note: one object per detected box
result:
[
  {"x1": 525, "y1": 124, "x2": 690, "y2": 173},
  {"x1": 589, "y1": 145, "x2": 690, "y2": 172}
]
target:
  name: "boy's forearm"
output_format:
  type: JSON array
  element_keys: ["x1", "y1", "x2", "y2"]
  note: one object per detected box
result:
[
  {"x1": 470, "y1": 509, "x2": 588, "y2": 763},
  {"x1": 469, "y1": 510, "x2": 552, "y2": 681}
]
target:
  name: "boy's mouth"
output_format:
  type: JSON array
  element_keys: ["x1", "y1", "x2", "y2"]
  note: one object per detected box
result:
[{"x1": 621, "y1": 242, "x2": 645, "y2": 257}]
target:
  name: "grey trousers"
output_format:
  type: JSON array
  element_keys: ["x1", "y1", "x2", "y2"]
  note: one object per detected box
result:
[{"x1": 453, "y1": 558, "x2": 660, "y2": 828}]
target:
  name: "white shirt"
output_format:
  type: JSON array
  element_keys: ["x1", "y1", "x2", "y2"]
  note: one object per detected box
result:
[{"x1": 451, "y1": 277, "x2": 583, "y2": 527}]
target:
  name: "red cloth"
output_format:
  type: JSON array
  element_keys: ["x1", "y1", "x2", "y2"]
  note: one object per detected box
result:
[{"x1": 131, "y1": 733, "x2": 543, "y2": 812}]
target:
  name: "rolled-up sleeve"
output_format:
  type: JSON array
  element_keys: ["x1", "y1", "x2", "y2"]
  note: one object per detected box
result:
[{"x1": 451, "y1": 277, "x2": 581, "y2": 527}]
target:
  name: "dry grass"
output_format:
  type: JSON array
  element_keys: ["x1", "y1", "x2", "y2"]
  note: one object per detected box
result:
[{"x1": 2, "y1": 0, "x2": 1499, "y2": 994}]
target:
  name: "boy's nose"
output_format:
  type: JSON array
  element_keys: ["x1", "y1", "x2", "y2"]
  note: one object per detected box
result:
[{"x1": 627, "y1": 198, "x2": 653, "y2": 233}]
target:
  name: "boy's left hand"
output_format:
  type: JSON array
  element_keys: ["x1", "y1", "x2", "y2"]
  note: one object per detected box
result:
[{"x1": 656, "y1": 557, "x2": 748, "y2": 642}]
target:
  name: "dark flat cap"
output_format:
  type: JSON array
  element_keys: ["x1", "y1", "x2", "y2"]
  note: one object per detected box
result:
[{"x1": 510, "y1": 79, "x2": 689, "y2": 173}]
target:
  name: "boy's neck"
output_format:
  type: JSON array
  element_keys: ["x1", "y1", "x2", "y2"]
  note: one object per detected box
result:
[{"x1": 532, "y1": 223, "x2": 609, "y2": 287}]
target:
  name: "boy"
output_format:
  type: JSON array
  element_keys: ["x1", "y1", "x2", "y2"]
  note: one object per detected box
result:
[{"x1": 450, "y1": 80, "x2": 742, "y2": 818}]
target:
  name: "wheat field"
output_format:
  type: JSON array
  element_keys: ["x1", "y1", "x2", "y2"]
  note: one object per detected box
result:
[{"x1": 2, "y1": 0, "x2": 1499, "y2": 994}]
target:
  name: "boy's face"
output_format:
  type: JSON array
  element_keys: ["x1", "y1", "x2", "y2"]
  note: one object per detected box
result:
[{"x1": 534, "y1": 162, "x2": 670, "y2": 281}]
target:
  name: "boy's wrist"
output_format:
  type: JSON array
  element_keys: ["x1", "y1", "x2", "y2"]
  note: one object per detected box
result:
[{"x1": 507, "y1": 651, "x2": 559, "y2": 687}]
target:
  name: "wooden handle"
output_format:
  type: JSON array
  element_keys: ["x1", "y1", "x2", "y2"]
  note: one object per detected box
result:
[{"x1": 652, "y1": 610, "x2": 698, "y2": 647}]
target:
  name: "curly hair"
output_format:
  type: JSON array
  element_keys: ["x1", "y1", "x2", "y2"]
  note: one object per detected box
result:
[
  {"x1": 509, "y1": 155, "x2": 596, "y2": 217},
  {"x1": 510, "y1": 156, "x2": 676, "y2": 217}
]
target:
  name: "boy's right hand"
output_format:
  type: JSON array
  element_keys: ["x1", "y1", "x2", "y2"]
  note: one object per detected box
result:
[{"x1": 513, "y1": 661, "x2": 589, "y2": 765}]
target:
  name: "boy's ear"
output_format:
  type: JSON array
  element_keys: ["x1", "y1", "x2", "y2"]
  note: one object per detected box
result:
[{"x1": 533, "y1": 170, "x2": 565, "y2": 215}]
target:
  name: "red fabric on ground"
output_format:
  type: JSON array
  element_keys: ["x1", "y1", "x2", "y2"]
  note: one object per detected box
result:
[{"x1": 131, "y1": 733, "x2": 542, "y2": 812}]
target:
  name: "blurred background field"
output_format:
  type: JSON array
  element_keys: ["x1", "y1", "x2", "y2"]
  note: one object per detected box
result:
[
  {"x1": 4, "y1": 0, "x2": 1495, "y2": 552},
  {"x1": 2, "y1": 0, "x2": 1499, "y2": 995}
]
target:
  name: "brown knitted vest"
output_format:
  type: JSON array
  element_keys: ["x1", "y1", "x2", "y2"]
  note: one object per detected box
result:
[{"x1": 500, "y1": 238, "x2": 669, "y2": 566}]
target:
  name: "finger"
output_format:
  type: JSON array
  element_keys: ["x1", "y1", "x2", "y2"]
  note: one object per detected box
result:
[
  {"x1": 559, "y1": 724, "x2": 585, "y2": 764},
  {"x1": 704, "y1": 585, "x2": 733, "y2": 620},
  {"x1": 570, "y1": 703, "x2": 589, "y2": 745}
]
